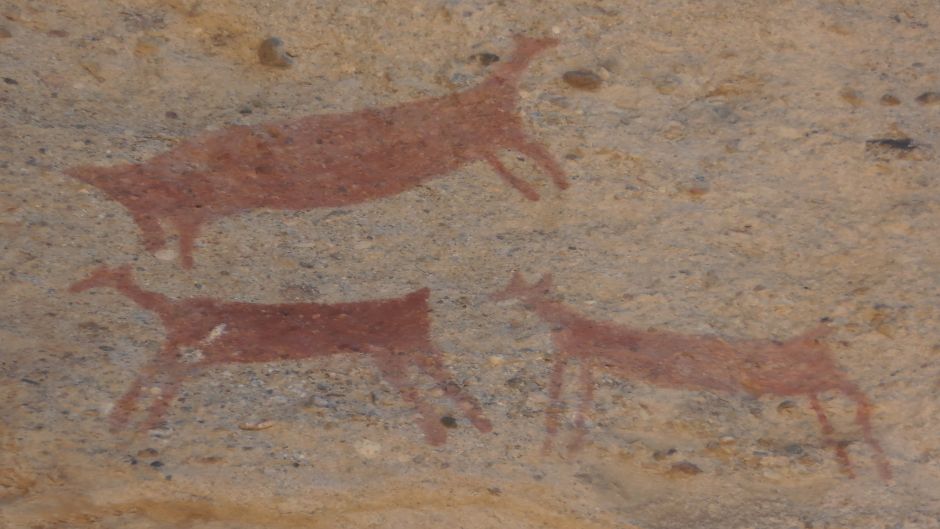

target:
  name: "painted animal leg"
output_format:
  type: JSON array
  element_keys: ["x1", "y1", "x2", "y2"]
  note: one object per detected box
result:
[
  {"x1": 132, "y1": 212, "x2": 168, "y2": 253},
  {"x1": 421, "y1": 348, "x2": 493, "y2": 433},
  {"x1": 172, "y1": 218, "x2": 202, "y2": 269},
  {"x1": 108, "y1": 349, "x2": 172, "y2": 431},
  {"x1": 808, "y1": 393, "x2": 855, "y2": 478},
  {"x1": 141, "y1": 373, "x2": 185, "y2": 431},
  {"x1": 839, "y1": 382, "x2": 892, "y2": 480},
  {"x1": 109, "y1": 373, "x2": 148, "y2": 431},
  {"x1": 511, "y1": 140, "x2": 569, "y2": 190},
  {"x1": 568, "y1": 357, "x2": 595, "y2": 452},
  {"x1": 483, "y1": 153, "x2": 540, "y2": 201},
  {"x1": 375, "y1": 355, "x2": 448, "y2": 446},
  {"x1": 543, "y1": 356, "x2": 568, "y2": 453}
]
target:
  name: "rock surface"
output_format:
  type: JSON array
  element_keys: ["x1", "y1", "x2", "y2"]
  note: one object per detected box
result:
[{"x1": 2, "y1": 1, "x2": 939, "y2": 528}]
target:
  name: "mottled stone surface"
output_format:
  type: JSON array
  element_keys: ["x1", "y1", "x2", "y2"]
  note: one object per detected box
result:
[{"x1": 2, "y1": 1, "x2": 940, "y2": 528}]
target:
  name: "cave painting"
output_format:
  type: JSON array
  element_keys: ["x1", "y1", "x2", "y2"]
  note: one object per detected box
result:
[
  {"x1": 492, "y1": 273, "x2": 892, "y2": 480},
  {"x1": 69, "y1": 265, "x2": 493, "y2": 445},
  {"x1": 66, "y1": 35, "x2": 568, "y2": 268}
]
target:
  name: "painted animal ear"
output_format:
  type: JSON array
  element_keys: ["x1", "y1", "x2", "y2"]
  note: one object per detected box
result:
[{"x1": 535, "y1": 273, "x2": 554, "y2": 293}]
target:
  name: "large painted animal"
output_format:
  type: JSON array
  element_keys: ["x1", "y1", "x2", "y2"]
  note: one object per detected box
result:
[
  {"x1": 492, "y1": 273, "x2": 891, "y2": 480},
  {"x1": 70, "y1": 265, "x2": 493, "y2": 445},
  {"x1": 66, "y1": 35, "x2": 568, "y2": 267}
]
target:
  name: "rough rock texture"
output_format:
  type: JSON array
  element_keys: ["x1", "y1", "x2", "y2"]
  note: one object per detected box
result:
[{"x1": 2, "y1": 1, "x2": 939, "y2": 528}]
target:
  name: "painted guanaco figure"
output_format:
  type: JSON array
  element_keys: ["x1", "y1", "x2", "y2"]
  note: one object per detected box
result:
[
  {"x1": 70, "y1": 265, "x2": 493, "y2": 445},
  {"x1": 66, "y1": 35, "x2": 568, "y2": 267},
  {"x1": 492, "y1": 272, "x2": 891, "y2": 480}
]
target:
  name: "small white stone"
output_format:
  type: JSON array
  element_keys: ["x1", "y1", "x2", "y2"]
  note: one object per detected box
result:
[
  {"x1": 155, "y1": 248, "x2": 178, "y2": 261},
  {"x1": 354, "y1": 439, "x2": 381, "y2": 459}
]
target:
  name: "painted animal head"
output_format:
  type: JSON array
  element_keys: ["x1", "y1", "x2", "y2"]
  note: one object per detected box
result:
[
  {"x1": 487, "y1": 35, "x2": 559, "y2": 83},
  {"x1": 66, "y1": 164, "x2": 176, "y2": 216},
  {"x1": 69, "y1": 264, "x2": 136, "y2": 294},
  {"x1": 490, "y1": 272, "x2": 554, "y2": 306},
  {"x1": 509, "y1": 34, "x2": 559, "y2": 57},
  {"x1": 67, "y1": 164, "x2": 138, "y2": 197}
]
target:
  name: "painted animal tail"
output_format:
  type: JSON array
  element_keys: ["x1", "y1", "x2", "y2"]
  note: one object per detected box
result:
[{"x1": 490, "y1": 272, "x2": 554, "y2": 302}]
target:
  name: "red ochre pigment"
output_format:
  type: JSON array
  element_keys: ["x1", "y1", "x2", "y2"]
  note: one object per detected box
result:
[
  {"x1": 66, "y1": 36, "x2": 567, "y2": 268},
  {"x1": 70, "y1": 265, "x2": 492, "y2": 445},
  {"x1": 493, "y1": 273, "x2": 891, "y2": 480}
]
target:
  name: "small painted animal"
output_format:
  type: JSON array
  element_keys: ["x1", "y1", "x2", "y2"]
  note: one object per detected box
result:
[
  {"x1": 492, "y1": 272, "x2": 891, "y2": 480},
  {"x1": 70, "y1": 265, "x2": 493, "y2": 445},
  {"x1": 66, "y1": 35, "x2": 568, "y2": 267}
]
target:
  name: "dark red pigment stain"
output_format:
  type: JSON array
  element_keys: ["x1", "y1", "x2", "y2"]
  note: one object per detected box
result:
[
  {"x1": 493, "y1": 273, "x2": 891, "y2": 480},
  {"x1": 69, "y1": 265, "x2": 493, "y2": 445},
  {"x1": 65, "y1": 35, "x2": 568, "y2": 268}
]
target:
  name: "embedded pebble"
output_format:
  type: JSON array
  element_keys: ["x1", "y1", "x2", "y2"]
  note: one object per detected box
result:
[
  {"x1": 258, "y1": 37, "x2": 293, "y2": 68},
  {"x1": 880, "y1": 94, "x2": 901, "y2": 106},
  {"x1": 562, "y1": 70, "x2": 602, "y2": 90},
  {"x1": 916, "y1": 92, "x2": 940, "y2": 105},
  {"x1": 839, "y1": 88, "x2": 864, "y2": 107},
  {"x1": 669, "y1": 461, "x2": 703, "y2": 475}
]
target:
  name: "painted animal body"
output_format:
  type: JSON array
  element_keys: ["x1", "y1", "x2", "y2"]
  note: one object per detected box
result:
[
  {"x1": 66, "y1": 36, "x2": 568, "y2": 268},
  {"x1": 70, "y1": 265, "x2": 493, "y2": 445},
  {"x1": 492, "y1": 273, "x2": 891, "y2": 480}
]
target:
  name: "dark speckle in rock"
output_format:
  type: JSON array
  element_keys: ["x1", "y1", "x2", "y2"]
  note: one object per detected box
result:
[
  {"x1": 866, "y1": 138, "x2": 915, "y2": 151},
  {"x1": 48, "y1": 29, "x2": 68, "y2": 38},
  {"x1": 440, "y1": 415, "x2": 458, "y2": 428},
  {"x1": 3, "y1": 77, "x2": 18, "y2": 85},
  {"x1": 239, "y1": 107, "x2": 253, "y2": 115},
  {"x1": 473, "y1": 52, "x2": 500, "y2": 66},
  {"x1": 865, "y1": 138, "x2": 920, "y2": 160},
  {"x1": 653, "y1": 448, "x2": 677, "y2": 461},
  {"x1": 165, "y1": 111, "x2": 178, "y2": 119},
  {"x1": 563, "y1": 70, "x2": 602, "y2": 90},
  {"x1": 149, "y1": 460, "x2": 164, "y2": 468},
  {"x1": 785, "y1": 444, "x2": 804, "y2": 455},
  {"x1": 258, "y1": 37, "x2": 293, "y2": 68},
  {"x1": 916, "y1": 92, "x2": 940, "y2": 105}
]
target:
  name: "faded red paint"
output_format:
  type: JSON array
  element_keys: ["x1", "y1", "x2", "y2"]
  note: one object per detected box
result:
[
  {"x1": 66, "y1": 35, "x2": 567, "y2": 268},
  {"x1": 70, "y1": 265, "x2": 492, "y2": 445},
  {"x1": 493, "y1": 273, "x2": 891, "y2": 480}
]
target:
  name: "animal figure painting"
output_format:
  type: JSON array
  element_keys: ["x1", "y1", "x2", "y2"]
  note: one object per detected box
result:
[
  {"x1": 492, "y1": 273, "x2": 891, "y2": 480},
  {"x1": 70, "y1": 265, "x2": 493, "y2": 445},
  {"x1": 66, "y1": 35, "x2": 567, "y2": 267}
]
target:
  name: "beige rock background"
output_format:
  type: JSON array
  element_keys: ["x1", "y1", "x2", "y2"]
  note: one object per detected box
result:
[{"x1": 2, "y1": 0, "x2": 940, "y2": 527}]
